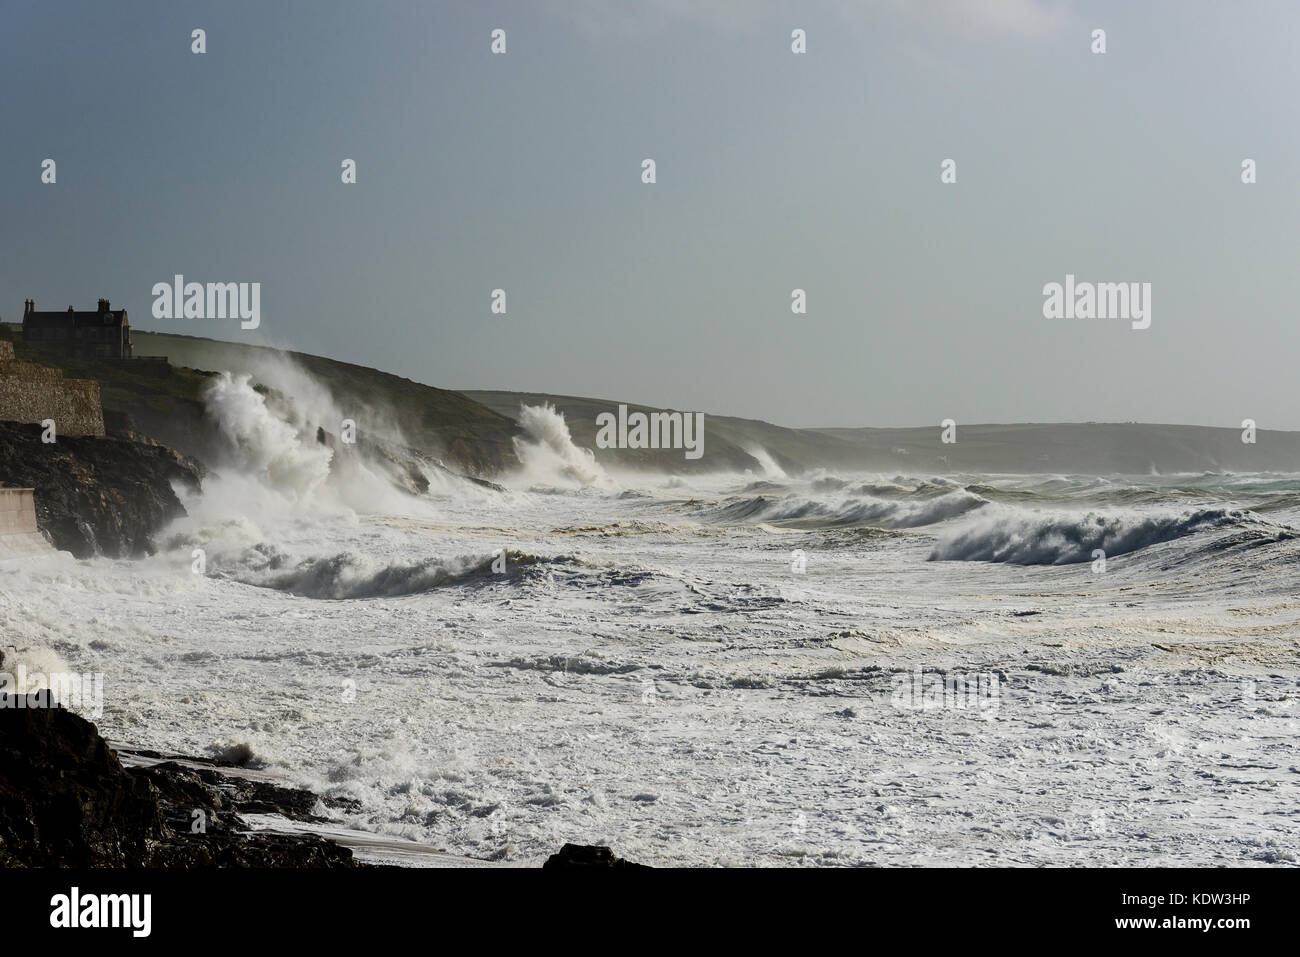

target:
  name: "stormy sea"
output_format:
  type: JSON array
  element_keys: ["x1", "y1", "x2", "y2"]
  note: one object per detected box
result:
[{"x1": 2, "y1": 368, "x2": 1296, "y2": 868}]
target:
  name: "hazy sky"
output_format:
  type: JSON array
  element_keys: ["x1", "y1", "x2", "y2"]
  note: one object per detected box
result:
[{"x1": 4, "y1": 0, "x2": 1298, "y2": 428}]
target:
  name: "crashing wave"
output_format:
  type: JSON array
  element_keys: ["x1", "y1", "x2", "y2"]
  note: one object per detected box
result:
[
  {"x1": 223, "y1": 548, "x2": 574, "y2": 599},
  {"x1": 929, "y1": 505, "x2": 1261, "y2": 564},
  {"x1": 510, "y1": 403, "x2": 613, "y2": 489},
  {"x1": 709, "y1": 489, "x2": 987, "y2": 529}
]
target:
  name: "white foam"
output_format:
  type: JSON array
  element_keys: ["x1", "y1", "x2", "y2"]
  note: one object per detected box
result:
[{"x1": 508, "y1": 403, "x2": 614, "y2": 489}]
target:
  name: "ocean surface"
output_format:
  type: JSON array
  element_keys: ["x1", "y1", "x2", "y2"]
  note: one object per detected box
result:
[{"x1": 3, "y1": 387, "x2": 1298, "y2": 866}]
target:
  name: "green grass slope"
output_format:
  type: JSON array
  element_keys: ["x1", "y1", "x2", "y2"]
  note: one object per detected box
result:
[
  {"x1": 0, "y1": 326, "x2": 519, "y2": 477},
  {"x1": 468, "y1": 389, "x2": 1300, "y2": 476},
  {"x1": 7, "y1": 323, "x2": 1299, "y2": 479}
]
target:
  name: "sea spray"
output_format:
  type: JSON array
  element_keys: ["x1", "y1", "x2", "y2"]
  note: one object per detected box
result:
[
  {"x1": 204, "y1": 372, "x2": 333, "y2": 501},
  {"x1": 930, "y1": 505, "x2": 1257, "y2": 564},
  {"x1": 511, "y1": 403, "x2": 613, "y2": 489}
]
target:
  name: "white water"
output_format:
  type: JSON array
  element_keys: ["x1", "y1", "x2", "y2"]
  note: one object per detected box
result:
[{"x1": 2, "y1": 391, "x2": 1298, "y2": 866}]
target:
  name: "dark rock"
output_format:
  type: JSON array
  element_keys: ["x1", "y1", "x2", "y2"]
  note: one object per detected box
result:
[
  {"x1": 0, "y1": 693, "x2": 165, "y2": 866},
  {"x1": 542, "y1": 843, "x2": 650, "y2": 869},
  {"x1": 0, "y1": 420, "x2": 202, "y2": 558},
  {"x1": 135, "y1": 761, "x2": 322, "y2": 820},
  {"x1": 102, "y1": 408, "x2": 134, "y2": 435},
  {"x1": 0, "y1": 696, "x2": 359, "y2": 868}
]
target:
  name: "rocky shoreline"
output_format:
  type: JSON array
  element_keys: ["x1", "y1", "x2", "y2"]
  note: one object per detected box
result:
[
  {"x1": 0, "y1": 421, "x2": 202, "y2": 559},
  {"x1": 0, "y1": 693, "x2": 358, "y2": 867},
  {"x1": 0, "y1": 694, "x2": 644, "y2": 869}
]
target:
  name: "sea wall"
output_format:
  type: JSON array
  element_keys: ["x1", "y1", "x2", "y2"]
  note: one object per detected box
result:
[
  {"x1": 0, "y1": 342, "x2": 105, "y2": 438},
  {"x1": 0, "y1": 487, "x2": 52, "y2": 557}
]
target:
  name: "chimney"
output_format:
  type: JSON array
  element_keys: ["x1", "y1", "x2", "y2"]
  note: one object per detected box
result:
[
  {"x1": 98, "y1": 298, "x2": 110, "y2": 313},
  {"x1": 23, "y1": 299, "x2": 32, "y2": 314}
]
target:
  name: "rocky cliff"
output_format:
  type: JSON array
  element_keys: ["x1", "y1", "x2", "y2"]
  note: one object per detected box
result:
[{"x1": 0, "y1": 422, "x2": 202, "y2": 558}]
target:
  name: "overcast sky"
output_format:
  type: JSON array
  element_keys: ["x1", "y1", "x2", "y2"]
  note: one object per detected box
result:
[{"x1": 4, "y1": 0, "x2": 1298, "y2": 428}]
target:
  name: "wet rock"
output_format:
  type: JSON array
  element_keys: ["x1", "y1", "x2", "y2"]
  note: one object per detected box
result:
[
  {"x1": 0, "y1": 697, "x2": 358, "y2": 868},
  {"x1": 543, "y1": 843, "x2": 650, "y2": 869},
  {"x1": 0, "y1": 693, "x2": 164, "y2": 866},
  {"x1": 0, "y1": 421, "x2": 201, "y2": 558}
]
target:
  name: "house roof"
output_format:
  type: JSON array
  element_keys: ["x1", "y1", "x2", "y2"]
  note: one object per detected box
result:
[{"x1": 24, "y1": 310, "x2": 128, "y2": 329}]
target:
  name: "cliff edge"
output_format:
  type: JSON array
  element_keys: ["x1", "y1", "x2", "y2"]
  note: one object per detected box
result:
[{"x1": 0, "y1": 422, "x2": 201, "y2": 558}]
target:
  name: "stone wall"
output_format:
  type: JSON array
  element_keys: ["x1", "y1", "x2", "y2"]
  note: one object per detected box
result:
[
  {"x1": 0, "y1": 342, "x2": 105, "y2": 437},
  {"x1": 0, "y1": 487, "x2": 52, "y2": 556}
]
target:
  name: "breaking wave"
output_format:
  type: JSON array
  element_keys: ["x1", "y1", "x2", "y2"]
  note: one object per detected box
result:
[
  {"x1": 510, "y1": 403, "x2": 613, "y2": 489},
  {"x1": 929, "y1": 506, "x2": 1263, "y2": 565},
  {"x1": 191, "y1": 369, "x2": 447, "y2": 527},
  {"x1": 204, "y1": 371, "x2": 334, "y2": 503},
  {"x1": 743, "y1": 445, "x2": 788, "y2": 480},
  {"x1": 223, "y1": 547, "x2": 573, "y2": 599},
  {"x1": 708, "y1": 489, "x2": 987, "y2": 529}
]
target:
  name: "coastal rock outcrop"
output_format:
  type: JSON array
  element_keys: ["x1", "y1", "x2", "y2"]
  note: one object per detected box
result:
[
  {"x1": 0, "y1": 692, "x2": 163, "y2": 866},
  {"x1": 0, "y1": 696, "x2": 358, "y2": 868},
  {"x1": 0, "y1": 693, "x2": 650, "y2": 869},
  {"x1": 542, "y1": 843, "x2": 650, "y2": 869},
  {"x1": 0, "y1": 421, "x2": 202, "y2": 558}
]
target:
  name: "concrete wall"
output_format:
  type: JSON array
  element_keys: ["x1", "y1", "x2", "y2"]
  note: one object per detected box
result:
[
  {"x1": 0, "y1": 341, "x2": 105, "y2": 437},
  {"x1": 0, "y1": 488, "x2": 52, "y2": 557}
]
